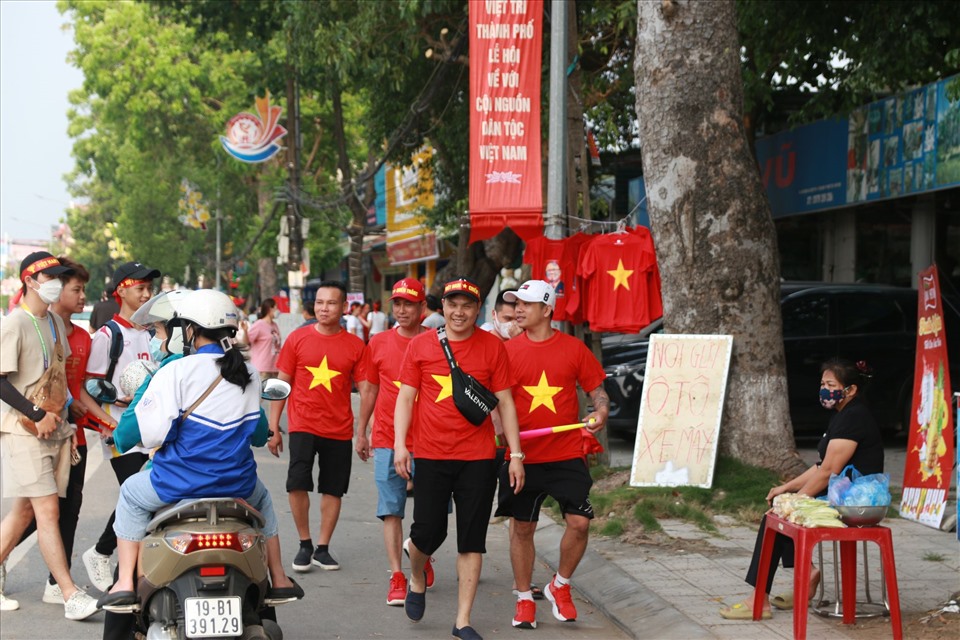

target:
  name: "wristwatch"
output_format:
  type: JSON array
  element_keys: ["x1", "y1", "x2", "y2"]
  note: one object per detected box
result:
[{"x1": 509, "y1": 452, "x2": 525, "y2": 461}]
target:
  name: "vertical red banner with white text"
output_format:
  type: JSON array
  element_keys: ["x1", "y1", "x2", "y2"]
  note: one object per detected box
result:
[
  {"x1": 469, "y1": 0, "x2": 543, "y2": 244},
  {"x1": 901, "y1": 265, "x2": 955, "y2": 528}
]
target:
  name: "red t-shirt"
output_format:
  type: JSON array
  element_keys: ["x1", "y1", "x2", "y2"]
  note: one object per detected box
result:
[
  {"x1": 65, "y1": 322, "x2": 92, "y2": 446},
  {"x1": 505, "y1": 331, "x2": 606, "y2": 463},
  {"x1": 578, "y1": 228, "x2": 662, "y2": 333},
  {"x1": 398, "y1": 328, "x2": 512, "y2": 461},
  {"x1": 276, "y1": 325, "x2": 365, "y2": 440},
  {"x1": 522, "y1": 232, "x2": 591, "y2": 322},
  {"x1": 362, "y1": 327, "x2": 417, "y2": 450}
]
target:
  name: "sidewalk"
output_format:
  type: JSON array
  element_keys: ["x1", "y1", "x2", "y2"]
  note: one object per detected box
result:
[{"x1": 531, "y1": 447, "x2": 959, "y2": 639}]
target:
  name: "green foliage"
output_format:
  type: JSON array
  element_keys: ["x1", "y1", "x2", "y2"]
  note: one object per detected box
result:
[{"x1": 599, "y1": 518, "x2": 625, "y2": 537}]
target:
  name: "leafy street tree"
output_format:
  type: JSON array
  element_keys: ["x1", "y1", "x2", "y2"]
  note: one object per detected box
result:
[{"x1": 634, "y1": 0, "x2": 800, "y2": 471}]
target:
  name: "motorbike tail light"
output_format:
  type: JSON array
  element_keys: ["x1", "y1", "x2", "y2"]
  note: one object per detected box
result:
[
  {"x1": 163, "y1": 532, "x2": 244, "y2": 553},
  {"x1": 237, "y1": 532, "x2": 259, "y2": 551},
  {"x1": 199, "y1": 566, "x2": 226, "y2": 577}
]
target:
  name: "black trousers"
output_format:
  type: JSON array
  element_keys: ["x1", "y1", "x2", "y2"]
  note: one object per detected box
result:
[
  {"x1": 745, "y1": 513, "x2": 796, "y2": 594},
  {"x1": 95, "y1": 452, "x2": 150, "y2": 556}
]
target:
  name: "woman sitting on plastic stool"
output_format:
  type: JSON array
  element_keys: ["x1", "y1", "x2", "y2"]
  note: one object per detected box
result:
[{"x1": 719, "y1": 358, "x2": 884, "y2": 620}]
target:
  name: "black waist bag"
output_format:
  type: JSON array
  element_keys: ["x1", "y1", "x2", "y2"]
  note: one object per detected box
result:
[{"x1": 438, "y1": 327, "x2": 499, "y2": 426}]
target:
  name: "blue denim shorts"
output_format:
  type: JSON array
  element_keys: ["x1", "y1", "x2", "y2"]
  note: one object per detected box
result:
[{"x1": 373, "y1": 448, "x2": 413, "y2": 520}]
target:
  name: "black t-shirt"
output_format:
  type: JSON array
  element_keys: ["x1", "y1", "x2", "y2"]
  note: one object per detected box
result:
[{"x1": 816, "y1": 396, "x2": 884, "y2": 476}]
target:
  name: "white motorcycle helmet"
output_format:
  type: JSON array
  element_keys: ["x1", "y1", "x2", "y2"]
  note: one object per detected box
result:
[
  {"x1": 176, "y1": 289, "x2": 241, "y2": 331},
  {"x1": 131, "y1": 289, "x2": 191, "y2": 357}
]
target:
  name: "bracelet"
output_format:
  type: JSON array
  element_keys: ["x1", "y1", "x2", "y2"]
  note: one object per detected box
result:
[{"x1": 509, "y1": 452, "x2": 525, "y2": 461}]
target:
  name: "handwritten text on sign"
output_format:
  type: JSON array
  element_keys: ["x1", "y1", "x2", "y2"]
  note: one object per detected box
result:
[{"x1": 630, "y1": 334, "x2": 733, "y2": 488}]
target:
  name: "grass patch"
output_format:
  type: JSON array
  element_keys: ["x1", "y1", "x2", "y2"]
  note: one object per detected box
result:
[
  {"x1": 588, "y1": 455, "x2": 782, "y2": 537},
  {"x1": 922, "y1": 552, "x2": 946, "y2": 562}
]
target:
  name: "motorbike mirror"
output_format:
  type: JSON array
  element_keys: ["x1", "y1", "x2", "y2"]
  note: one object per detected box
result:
[
  {"x1": 86, "y1": 378, "x2": 119, "y2": 404},
  {"x1": 261, "y1": 379, "x2": 291, "y2": 401}
]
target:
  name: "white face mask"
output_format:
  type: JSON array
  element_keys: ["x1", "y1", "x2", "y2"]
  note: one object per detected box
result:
[
  {"x1": 493, "y1": 316, "x2": 515, "y2": 339},
  {"x1": 34, "y1": 279, "x2": 63, "y2": 304}
]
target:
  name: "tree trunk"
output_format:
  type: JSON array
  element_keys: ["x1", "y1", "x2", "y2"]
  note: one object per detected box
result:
[
  {"x1": 330, "y1": 77, "x2": 368, "y2": 294},
  {"x1": 256, "y1": 174, "x2": 278, "y2": 303},
  {"x1": 634, "y1": 0, "x2": 802, "y2": 474}
]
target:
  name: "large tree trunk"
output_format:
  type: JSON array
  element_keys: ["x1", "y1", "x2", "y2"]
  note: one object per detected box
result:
[{"x1": 634, "y1": 0, "x2": 802, "y2": 474}]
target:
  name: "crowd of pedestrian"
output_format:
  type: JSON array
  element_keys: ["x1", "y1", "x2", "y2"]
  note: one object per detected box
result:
[{"x1": 1, "y1": 259, "x2": 613, "y2": 640}]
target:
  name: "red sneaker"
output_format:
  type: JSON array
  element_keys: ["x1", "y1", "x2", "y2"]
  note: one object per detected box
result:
[
  {"x1": 387, "y1": 571, "x2": 406, "y2": 606},
  {"x1": 424, "y1": 555, "x2": 435, "y2": 590},
  {"x1": 512, "y1": 598, "x2": 537, "y2": 629},
  {"x1": 544, "y1": 576, "x2": 577, "y2": 622}
]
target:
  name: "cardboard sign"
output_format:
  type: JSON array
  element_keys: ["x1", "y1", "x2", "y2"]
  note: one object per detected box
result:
[
  {"x1": 900, "y1": 265, "x2": 955, "y2": 529},
  {"x1": 630, "y1": 334, "x2": 733, "y2": 488}
]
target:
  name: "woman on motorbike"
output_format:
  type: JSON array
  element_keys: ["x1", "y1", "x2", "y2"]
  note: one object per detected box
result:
[{"x1": 99, "y1": 290, "x2": 301, "y2": 607}]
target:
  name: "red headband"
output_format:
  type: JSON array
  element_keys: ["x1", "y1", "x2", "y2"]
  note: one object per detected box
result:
[
  {"x1": 116, "y1": 278, "x2": 152, "y2": 291},
  {"x1": 20, "y1": 257, "x2": 61, "y2": 282}
]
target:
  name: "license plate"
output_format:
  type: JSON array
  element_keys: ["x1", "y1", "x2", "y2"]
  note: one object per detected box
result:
[{"x1": 183, "y1": 596, "x2": 242, "y2": 638}]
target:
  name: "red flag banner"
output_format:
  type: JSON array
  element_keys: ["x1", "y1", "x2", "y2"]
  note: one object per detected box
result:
[
  {"x1": 900, "y1": 265, "x2": 955, "y2": 528},
  {"x1": 469, "y1": 0, "x2": 543, "y2": 244}
]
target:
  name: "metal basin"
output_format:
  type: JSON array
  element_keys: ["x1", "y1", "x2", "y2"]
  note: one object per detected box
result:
[{"x1": 834, "y1": 505, "x2": 888, "y2": 527}]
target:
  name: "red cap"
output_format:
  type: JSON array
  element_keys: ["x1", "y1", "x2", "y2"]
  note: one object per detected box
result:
[{"x1": 391, "y1": 278, "x2": 425, "y2": 302}]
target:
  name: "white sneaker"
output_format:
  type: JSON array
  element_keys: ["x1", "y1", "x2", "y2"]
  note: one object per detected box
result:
[
  {"x1": 63, "y1": 588, "x2": 99, "y2": 620},
  {"x1": 0, "y1": 592, "x2": 20, "y2": 612},
  {"x1": 82, "y1": 547, "x2": 114, "y2": 592},
  {"x1": 43, "y1": 581, "x2": 63, "y2": 604}
]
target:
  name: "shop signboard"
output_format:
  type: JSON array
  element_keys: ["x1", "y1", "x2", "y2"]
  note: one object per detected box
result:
[
  {"x1": 468, "y1": 0, "x2": 543, "y2": 243},
  {"x1": 383, "y1": 146, "x2": 439, "y2": 265},
  {"x1": 900, "y1": 265, "x2": 955, "y2": 529},
  {"x1": 753, "y1": 75, "x2": 960, "y2": 217},
  {"x1": 630, "y1": 334, "x2": 733, "y2": 489}
]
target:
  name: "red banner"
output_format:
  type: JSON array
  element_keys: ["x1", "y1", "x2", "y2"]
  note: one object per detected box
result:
[
  {"x1": 468, "y1": 0, "x2": 543, "y2": 244},
  {"x1": 901, "y1": 265, "x2": 955, "y2": 528}
]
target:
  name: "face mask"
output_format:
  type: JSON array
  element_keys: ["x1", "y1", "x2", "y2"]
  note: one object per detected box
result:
[
  {"x1": 493, "y1": 317, "x2": 515, "y2": 339},
  {"x1": 149, "y1": 336, "x2": 165, "y2": 362},
  {"x1": 33, "y1": 279, "x2": 63, "y2": 304},
  {"x1": 819, "y1": 387, "x2": 846, "y2": 409}
]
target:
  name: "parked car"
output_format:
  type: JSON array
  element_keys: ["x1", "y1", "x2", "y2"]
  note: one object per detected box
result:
[{"x1": 602, "y1": 283, "x2": 960, "y2": 440}]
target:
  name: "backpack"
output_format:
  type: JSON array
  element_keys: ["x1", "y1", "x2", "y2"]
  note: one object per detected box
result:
[{"x1": 103, "y1": 320, "x2": 125, "y2": 383}]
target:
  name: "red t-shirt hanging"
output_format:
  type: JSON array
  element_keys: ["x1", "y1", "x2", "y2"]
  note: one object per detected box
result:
[
  {"x1": 362, "y1": 327, "x2": 418, "y2": 450},
  {"x1": 505, "y1": 331, "x2": 606, "y2": 463},
  {"x1": 65, "y1": 323, "x2": 92, "y2": 447},
  {"x1": 522, "y1": 232, "x2": 590, "y2": 322},
  {"x1": 276, "y1": 325, "x2": 365, "y2": 440},
  {"x1": 556, "y1": 232, "x2": 593, "y2": 323},
  {"x1": 398, "y1": 328, "x2": 512, "y2": 461},
  {"x1": 579, "y1": 229, "x2": 661, "y2": 333},
  {"x1": 629, "y1": 225, "x2": 663, "y2": 322}
]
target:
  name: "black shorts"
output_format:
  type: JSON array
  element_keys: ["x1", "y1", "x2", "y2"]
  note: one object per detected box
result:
[
  {"x1": 286, "y1": 432, "x2": 352, "y2": 497},
  {"x1": 495, "y1": 458, "x2": 594, "y2": 522},
  {"x1": 410, "y1": 458, "x2": 497, "y2": 555}
]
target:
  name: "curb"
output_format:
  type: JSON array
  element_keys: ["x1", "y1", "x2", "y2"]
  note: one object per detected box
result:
[{"x1": 532, "y1": 519, "x2": 714, "y2": 639}]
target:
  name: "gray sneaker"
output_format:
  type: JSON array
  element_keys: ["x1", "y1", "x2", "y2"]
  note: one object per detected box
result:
[
  {"x1": 64, "y1": 588, "x2": 99, "y2": 620},
  {"x1": 43, "y1": 580, "x2": 63, "y2": 604},
  {"x1": 82, "y1": 547, "x2": 114, "y2": 592}
]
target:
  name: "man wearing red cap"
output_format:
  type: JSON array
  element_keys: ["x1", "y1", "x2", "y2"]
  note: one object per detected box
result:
[
  {"x1": 81, "y1": 260, "x2": 160, "y2": 592},
  {"x1": 355, "y1": 278, "x2": 436, "y2": 606},
  {"x1": 394, "y1": 276, "x2": 525, "y2": 640},
  {"x1": 0, "y1": 251, "x2": 99, "y2": 619}
]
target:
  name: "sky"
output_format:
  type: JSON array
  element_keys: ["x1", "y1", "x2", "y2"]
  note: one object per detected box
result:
[{"x1": 0, "y1": 1, "x2": 84, "y2": 242}]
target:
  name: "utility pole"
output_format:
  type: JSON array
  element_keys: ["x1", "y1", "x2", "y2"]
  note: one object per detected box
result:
[
  {"x1": 286, "y1": 66, "x2": 303, "y2": 314},
  {"x1": 545, "y1": 0, "x2": 567, "y2": 242}
]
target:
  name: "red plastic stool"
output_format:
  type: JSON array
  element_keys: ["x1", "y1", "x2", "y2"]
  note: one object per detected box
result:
[{"x1": 751, "y1": 513, "x2": 902, "y2": 640}]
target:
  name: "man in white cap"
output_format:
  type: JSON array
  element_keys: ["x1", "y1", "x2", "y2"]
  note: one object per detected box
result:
[{"x1": 497, "y1": 280, "x2": 609, "y2": 629}]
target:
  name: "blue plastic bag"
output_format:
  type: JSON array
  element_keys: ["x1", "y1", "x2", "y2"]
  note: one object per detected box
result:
[{"x1": 827, "y1": 464, "x2": 891, "y2": 507}]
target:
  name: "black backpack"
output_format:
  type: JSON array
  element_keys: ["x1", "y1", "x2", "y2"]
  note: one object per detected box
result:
[{"x1": 103, "y1": 320, "x2": 125, "y2": 383}]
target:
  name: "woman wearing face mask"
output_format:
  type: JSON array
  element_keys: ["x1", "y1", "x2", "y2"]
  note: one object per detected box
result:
[{"x1": 719, "y1": 358, "x2": 884, "y2": 621}]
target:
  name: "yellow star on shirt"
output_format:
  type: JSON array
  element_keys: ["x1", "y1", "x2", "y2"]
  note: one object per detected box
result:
[
  {"x1": 607, "y1": 259, "x2": 634, "y2": 291},
  {"x1": 393, "y1": 380, "x2": 402, "y2": 389},
  {"x1": 305, "y1": 356, "x2": 341, "y2": 392},
  {"x1": 523, "y1": 371, "x2": 563, "y2": 414},
  {"x1": 432, "y1": 374, "x2": 452, "y2": 403}
]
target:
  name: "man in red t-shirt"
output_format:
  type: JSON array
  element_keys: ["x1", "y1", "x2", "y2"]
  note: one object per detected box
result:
[
  {"x1": 498, "y1": 280, "x2": 609, "y2": 629},
  {"x1": 355, "y1": 277, "x2": 435, "y2": 607},
  {"x1": 268, "y1": 281, "x2": 365, "y2": 573},
  {"x1": 394, "y1": 276, "x2": 524, "y2": 639}
]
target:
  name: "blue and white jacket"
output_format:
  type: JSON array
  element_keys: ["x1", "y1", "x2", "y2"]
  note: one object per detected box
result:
[{"x1": 135, "y1": 345, "x2": 261, "y2": 504}]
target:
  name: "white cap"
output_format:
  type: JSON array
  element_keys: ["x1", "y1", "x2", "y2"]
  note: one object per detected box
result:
[{"x1": 503, "y1": 280, "x2": 556, "y2": 309}]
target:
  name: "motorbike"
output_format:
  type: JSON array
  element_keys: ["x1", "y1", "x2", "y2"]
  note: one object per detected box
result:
[{"x1": 95, "y1": 376, "x2": 295, "y2": 640}]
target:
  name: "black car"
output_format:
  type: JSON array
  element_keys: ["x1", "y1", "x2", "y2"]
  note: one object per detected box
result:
[{"x1": 601, "y1": 283, "x2": 960, "y2": 440}]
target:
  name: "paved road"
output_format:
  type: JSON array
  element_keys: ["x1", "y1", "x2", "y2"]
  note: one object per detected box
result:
[{"x1": 1, "y1": 400, "x2": 627, "y2": 640}]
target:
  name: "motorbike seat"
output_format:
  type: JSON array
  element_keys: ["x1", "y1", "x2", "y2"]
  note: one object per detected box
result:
[{"x1": 146, "y1": 497, "x2": 266, "y2": 534}]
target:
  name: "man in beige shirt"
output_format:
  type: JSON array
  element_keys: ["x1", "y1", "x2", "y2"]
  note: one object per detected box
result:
[{"x1": 0, "y1": 251, "x2": 99, "y2": 620}]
